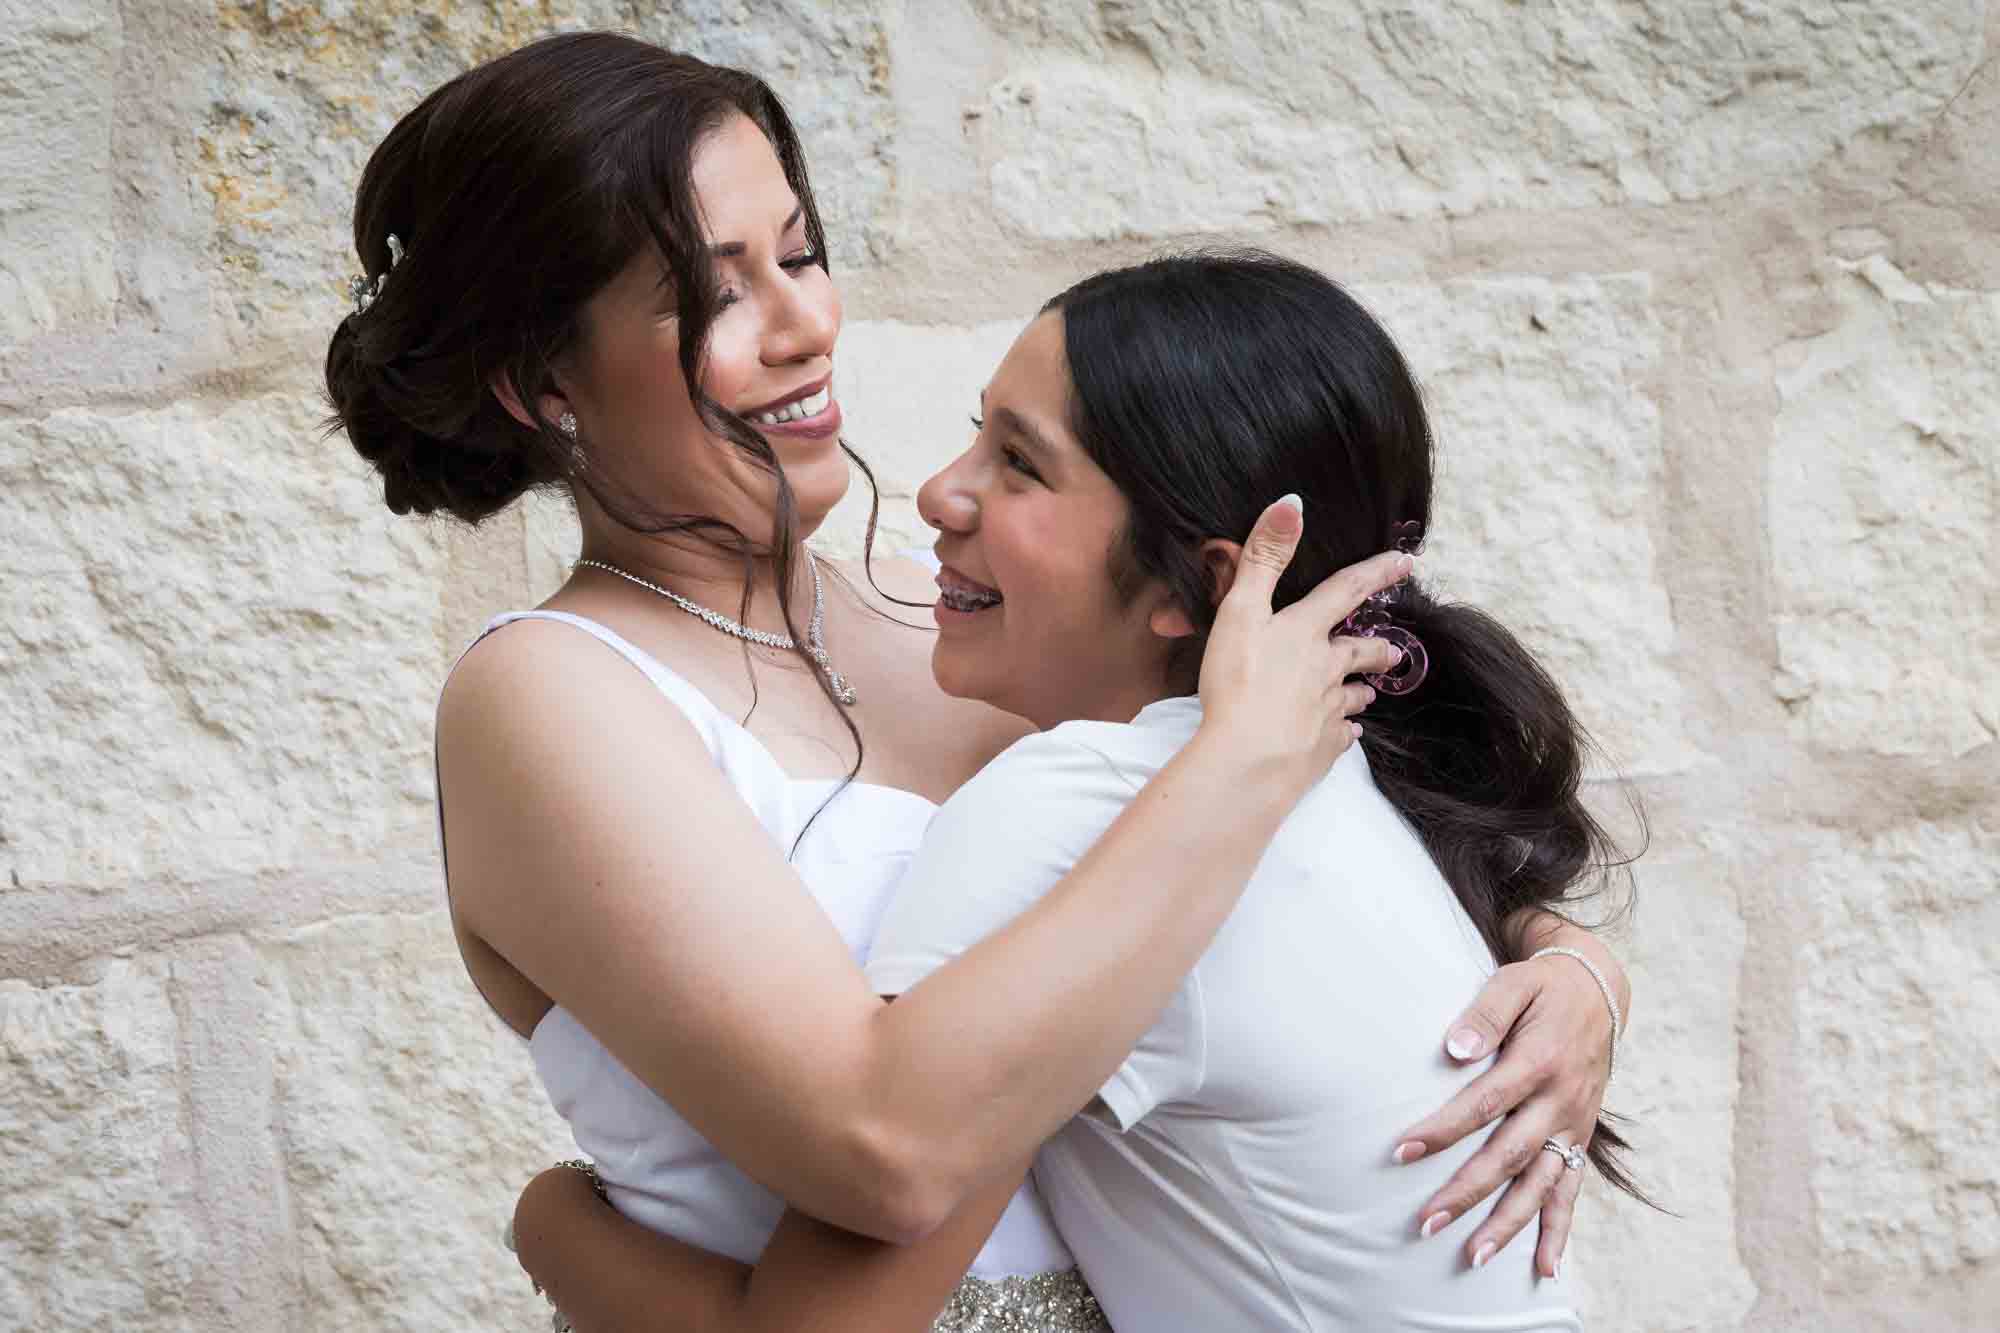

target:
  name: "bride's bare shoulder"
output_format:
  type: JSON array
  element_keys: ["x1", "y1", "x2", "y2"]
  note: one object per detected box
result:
[{"x1": 437, "y1": 614, "x2": 706, "y2": 761}]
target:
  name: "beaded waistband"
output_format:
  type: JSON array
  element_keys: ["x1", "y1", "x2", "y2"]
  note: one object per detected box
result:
[{"x1": 933, "y1": 1267, "x2": 1110, "y2": 1332}]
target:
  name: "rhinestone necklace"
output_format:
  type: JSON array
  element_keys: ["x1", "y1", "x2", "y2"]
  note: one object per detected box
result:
[{"x1": 574, "y1": 552, "x2": 856, "y2": 705}]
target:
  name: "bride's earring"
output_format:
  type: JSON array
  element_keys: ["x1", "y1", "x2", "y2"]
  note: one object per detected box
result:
[{"x1": 557, "y1": 411, "x2": 584, "y2": 469}]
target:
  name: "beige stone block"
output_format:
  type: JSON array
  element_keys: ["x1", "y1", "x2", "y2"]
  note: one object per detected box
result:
[
  {"x1": 1797, "y1": 819, "x2": 2000, "y2": 1292},
  {"x1": 968, "y1": 1, "x2": 1983, "y2": 238},
  {"x1": 1364, "y1": 274, "x2": 1698, "y2": 779},
  {"x1": 0, "y1": 0, "x2": 120, "y2": 344},
  {"x1": 1770, "y1": 260, "x2": 1999, "y2": 758},
  {"x1": 1564, "y1": 830, "x2": 1755, "y2": 1331},
  {"x1": 521, "y1": 488, "x2": 581, "y2": 605},
  {"x1": 207, "y1": 0, "x2": 895, "y2": 344},
  {"x1": 0, "y1": 960, "x2": 201, "y2": 1330},
  {"x1": 0, "y1": 388, "x2": 448, "y2": 886},
  {"x1": 257, "y1": 910, "x2": 571, "y2": 1332},
  {"x1": 1898, "y1": 52, "x2": 2000, "y2": 219}
]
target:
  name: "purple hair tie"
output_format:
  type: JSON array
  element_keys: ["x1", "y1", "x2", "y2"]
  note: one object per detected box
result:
[{"x1": 1342, "y1": 520, "x2": 1428, "y2": 696}]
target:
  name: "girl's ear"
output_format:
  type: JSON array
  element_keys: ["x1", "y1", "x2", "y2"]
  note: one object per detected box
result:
[
  {"x1": 1200, "y1": 538, "x2": 1245, "y2": 605},
  {"x1": 1148, "y1": 539, "x2": 1243, "y2": 639}
]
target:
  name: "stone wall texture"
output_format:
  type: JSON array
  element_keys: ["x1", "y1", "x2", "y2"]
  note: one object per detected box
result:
[{"x1": 2, "y1": 2, "x2": 1994, "y2": 1329}]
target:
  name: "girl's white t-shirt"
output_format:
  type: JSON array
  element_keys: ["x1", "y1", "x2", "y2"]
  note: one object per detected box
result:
[{"x1": 867, "y1": 695, "x2": 1583, "y2": 1332}]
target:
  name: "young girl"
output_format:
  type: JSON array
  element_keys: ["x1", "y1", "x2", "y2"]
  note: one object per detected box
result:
[
  {"x1": 513, "y1": 253, "x2": 1641, "y2": 1331},
  {"x1": 325, "y1": 30, "x2": 1628, "y2": 1330}
]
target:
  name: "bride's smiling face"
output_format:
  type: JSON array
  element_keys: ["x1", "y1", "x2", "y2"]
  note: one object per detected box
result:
[
  {"x1": 916, "y1": 313, "x2": 1186, "y2": 729},
  {"x1": 545, "y1": 112, "x2": 848, "y2": 543}
]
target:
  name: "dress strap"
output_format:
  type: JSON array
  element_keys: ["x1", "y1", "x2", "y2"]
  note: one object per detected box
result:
[
  {"x1": 458, "y1": 610, "x2": 801, "y2": 815},
  {"x1": 435, "y1": 609, "x2": 744, "y2": 885},
  {"x1": 471, "y1": 609, "x2": 731, "y2": 743},
  {"x1": 434, "y1": 608, "x2": 804, "y2": 1032}
]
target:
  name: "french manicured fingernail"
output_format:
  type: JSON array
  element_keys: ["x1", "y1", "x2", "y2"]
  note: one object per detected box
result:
[
  {"x1": 1350, "y1": 721, "x2": 1364, "y2": 739},
  {"x1": 1446, "y1": 1029, "x2": 1484, "y2": 1060},
  {"x1": 1276, "y1": 493, "x2": 1303, "y2": 513},
  {"x1": 1553, "y1": 1259, "x2": 1563, "y2": 1281},
  {"x1": 1421, "y1": 1211, "x2": 1451, "y2": 1238},
  {"x1": 1392, "y1": 1141, "x2": 1427, "y2": 1164},
  {"x1": 1396, "y1": 553, "x2": 1415, "y2": 574},
  {"x1": 1473, "y1": 1242, "x2": 1496, "y2": 1270}
]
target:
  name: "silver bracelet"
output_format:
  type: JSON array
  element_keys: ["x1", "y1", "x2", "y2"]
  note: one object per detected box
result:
[
  {"x1": 553, "y1": 1157, "x2": 608, "y2": 1199},
  {"x1": 1530, "y1": 946, "x2": 1622, "y2": 1083},
  {"x1": 507, "y1": 1159, "x2": 607, "y2": 1333}
]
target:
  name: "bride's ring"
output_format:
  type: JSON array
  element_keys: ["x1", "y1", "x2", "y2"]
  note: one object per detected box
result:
[{"x1": 1541, "y1": 1136, "x2": 1587, "y2": 1173}]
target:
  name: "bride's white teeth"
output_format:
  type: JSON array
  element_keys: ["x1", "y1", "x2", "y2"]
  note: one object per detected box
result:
[{"x1": 754, "y1": 386, "x2": 830, "y2": 427}]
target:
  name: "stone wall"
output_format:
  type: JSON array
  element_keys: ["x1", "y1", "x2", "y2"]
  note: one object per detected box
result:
[{"x1": 2, "y1": 2, "x2": 1994, "y2": 1329}]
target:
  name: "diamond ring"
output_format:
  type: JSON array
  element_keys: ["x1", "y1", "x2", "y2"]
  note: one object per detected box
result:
[{"x1": 1542, "y1": 1136, "x2": 1587, "y2": 1173}]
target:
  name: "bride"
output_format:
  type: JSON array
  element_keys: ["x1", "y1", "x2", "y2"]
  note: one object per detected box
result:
[{"x1": 326, "y1": 31, "x2": 1631, "y2": 1331}]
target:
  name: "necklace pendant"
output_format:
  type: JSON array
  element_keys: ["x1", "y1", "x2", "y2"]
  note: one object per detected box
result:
[{"x1": 810, "y1": 643, "x2": 857, "y2": 706}]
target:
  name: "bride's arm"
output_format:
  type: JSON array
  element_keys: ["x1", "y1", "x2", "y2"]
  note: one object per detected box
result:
[
  {"x1": 446, "y1": 502, "x2": 1402, "y2": 1245},
  {"x1": 506, "y1": 935, "x2": 1634, "y2": 1328},
  {"x1": 505, "y1": 935, "x2": 1634, "y2": 1327},
  {"x1": 510, "y1": 1164, "x2": 1030, "y2": 1333}
]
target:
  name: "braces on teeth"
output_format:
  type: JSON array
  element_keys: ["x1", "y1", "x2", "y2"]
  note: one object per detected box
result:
[{"x1": 940, "y1": 586, "x2": 1001, "y2": 612}]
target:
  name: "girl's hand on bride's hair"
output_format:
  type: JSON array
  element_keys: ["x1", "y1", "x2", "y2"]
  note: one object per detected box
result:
[{"x1": 1198, "y1": 495, "x2": 1412, "y2": 789}]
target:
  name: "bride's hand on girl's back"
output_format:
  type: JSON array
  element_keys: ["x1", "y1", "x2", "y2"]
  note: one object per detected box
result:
[
  {"x1": 1198, "y1": 495, "x2": 1412, "y2": 789},
  {"x1": 1395, "y1": 934, "x2": 1629, "y2": 1276}
]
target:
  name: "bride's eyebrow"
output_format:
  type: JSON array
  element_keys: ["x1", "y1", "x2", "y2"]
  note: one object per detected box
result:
[{"x1": 707, "y1": 202, "x2": 805, "y2": 259}]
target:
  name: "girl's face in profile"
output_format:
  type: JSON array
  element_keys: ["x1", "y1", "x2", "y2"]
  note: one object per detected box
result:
[
  {"x1": 917, "y1": 312, "x2": 1186, "y2": 729},
  {"x1": 549, "y1": 113, "x2": 849, "y2": 542}
]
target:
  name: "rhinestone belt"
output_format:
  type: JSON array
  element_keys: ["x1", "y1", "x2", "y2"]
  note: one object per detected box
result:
[{"x1": 932, "y1": 1267, "x2": 1111, "y2": 1332}]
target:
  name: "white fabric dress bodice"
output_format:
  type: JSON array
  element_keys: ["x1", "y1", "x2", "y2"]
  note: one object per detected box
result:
[{"x1": 479, "y1": 610, "x2": 1076, "y2": 1280}]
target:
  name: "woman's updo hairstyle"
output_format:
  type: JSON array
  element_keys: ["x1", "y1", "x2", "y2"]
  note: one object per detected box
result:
[
  {"x1": 1045, "y1": 250, "x2": 1651, "y2": 1202},
  {"x1": 324, "y1": 31, "x2": 828, "y2": 525}
]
